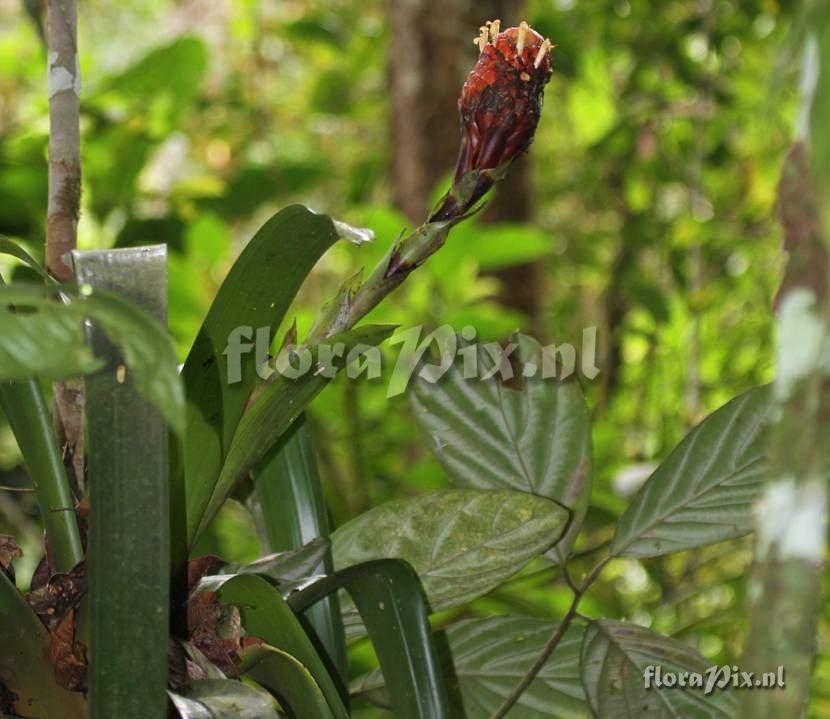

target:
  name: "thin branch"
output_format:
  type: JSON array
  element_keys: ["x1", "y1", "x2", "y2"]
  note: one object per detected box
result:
[{"x1": 490, "y1": 557, "x2": 611, "y2": 719}]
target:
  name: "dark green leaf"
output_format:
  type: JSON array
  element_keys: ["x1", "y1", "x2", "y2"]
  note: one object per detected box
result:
[
  {"x1": 228, "y1": 538, "x2": 329, "y2": 583},
  {"x1": 213, "y1": 574, "x2": 348, "y2": 719},
  {"x1": 252, "y1": 419, "x2": 347, "y2": 683},
  {"x1": 610, "y1": 386, "x2": 770, "y2": 558},
  {"x1": 289, "y1": 559, "x2": 451, "y2": 719},
  {"x1": 332, "y1": 489, "x2": 568, "y2": 616},
  {"x1": 75, "y1": 247, "x2": 171, "y2": 719},
  {"x1": 411, "y1": 333, "x2": 592, "y2": 561},
  {"x1": 242, "y1": 645, "x2": 336, "y2": 719},
  {"x1": 354, "y1": 616, "x2": 587, "y2": 719},
  {"x1": 581, "y1": 620, "x2": 735, "y2": 718},
  {"x1": 179, "y1": 205, "x2": 339, "y2": 548},
  {"x1": 194, "y1": 323, "x2": 395, "y2": 542}
]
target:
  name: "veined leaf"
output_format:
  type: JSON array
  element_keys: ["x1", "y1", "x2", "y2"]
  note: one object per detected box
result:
[
  {"x1": 610, "y1": 386, "x2": 770, "y2": 558},
  {"x1": 242, "y1": 645, "x2": 336, "y2": 719},
  {"x1": 194, "y1": 324, "x2": 396, "y2": 542},
  {"x1": 411, "y1": 333, "x2": 592, "y2": 561},
  {"x1": 227, "y1": 537, "x2": 329, "y2": 582},
  {"x1": 0, "y1": 236, "x2": 51, "y2": 282},
  {"x1": 581, "y1": 620, "x2": 735, "y2": 718},
  {"x1": 0, "y1": 282, "x2": 184, "y2": 433},
  {"x1": 289, "y1": 559, "x2": 451, "y2": 719},
  {"x1": 355, "y1": 616, "x2": 588, "y2": 719},
  {"x1": 332, "y1": 489, "x2": 568, "y2": 616},
  {"x1": 170, "y1": 679, "x2": 280, "y2": 719},
  {"x1": 213, "y1": 574, "x2": 348, "y2": 719},
  {"x1": 179, "y1": 205, "x2": 339, "y2": 551}
]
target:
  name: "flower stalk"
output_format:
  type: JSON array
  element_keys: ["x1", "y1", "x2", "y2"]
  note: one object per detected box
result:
[{"x1": 306, "y1": 20, "x2": 554, "y2": 345}]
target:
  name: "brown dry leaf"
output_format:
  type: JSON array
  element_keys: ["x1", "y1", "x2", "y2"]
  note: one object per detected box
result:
[
  {"x1": 49, "y1": 610, "x2": 87, "y2": 692},
  {"x1": 185, "y1": 556, "x2": 243, "y2": 676},
  {"x1": 0, "y1": 535, "x2": 22, "y2": 582},
  {"x1": 27, "y1": 561, "x2": 86, "y2": 632}
]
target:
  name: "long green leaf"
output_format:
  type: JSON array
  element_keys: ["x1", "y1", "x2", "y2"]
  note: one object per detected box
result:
[
  {"x1": 213, "y1": 573, "x2": 348, "y2": 719},
  {"x1": 179, "y1": 205, "x2": 339, "y2": 549},
  {"x1": 289, "y1": 559, "x2": 452, "y2": 719},
  {"x1": 0, "y1": 571, "x2": 86, "y2": 719},
  {"x1": 194, "y1": 324, "x2": 396, "y2": 543},
  {"x1": 253, "y1": 418, "x2": 348, "y2": 685},
  {"x1": 332, "y1": 489, "x2": 568, "y2": 619},
  {"x1": 610, "y1": 386, "x2": 770, "y2": 558},
  {"x1": 0, "y1": 236, "x2": 52, "y2": 282},
  {"x1": 74, "y1": 247, "x2": 171, "y2": 719},
  {"x1": 411, "y1": 333, "x2": 592, "y2": 561},
  {"x1": 242, "y1": 644, "x2": 336, "y2": 719},
  {"x1": 355, "y1": 616, "x2": 587, "y2": 719},
  {"x1": 581, "y1": 620, "x2": 734, "y2": 719},
  {"x1": 0, "y1": 380, "x2": 82, "y2": 572}
]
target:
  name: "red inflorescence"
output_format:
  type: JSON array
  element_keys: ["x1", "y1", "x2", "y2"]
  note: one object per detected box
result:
[{"x1": 454, "y1": 21, "x2": 554, "y2": 181}]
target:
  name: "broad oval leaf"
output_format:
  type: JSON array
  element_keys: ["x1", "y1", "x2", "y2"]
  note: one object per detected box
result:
[
  {"x1": 355, "y1": 616, "x2": 588, "y2": 718},
  {"x1": 581, "y1": 620, "x2": 735, "y2": 719},
  {"x1": 411, "y1": 333, "x2": 592, "y2": 560},
  {"x1": 610, "y1": 386, "x2": 770, "y2": 558},
  {"x1": 170, "y1": 679, "x2": 280, "y2": 719},
  {"x1": 332, "y1": 489, "x2": 568, "y2": 613}
]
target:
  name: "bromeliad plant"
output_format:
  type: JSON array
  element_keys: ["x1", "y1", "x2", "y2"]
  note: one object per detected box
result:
[{"x1": 0, "y1": 14, "x2": 823, "y2": 719}]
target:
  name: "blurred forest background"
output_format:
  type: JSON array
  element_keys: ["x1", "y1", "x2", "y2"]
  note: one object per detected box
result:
[{"x1": 1, "y1": 0, "x2": 824, "y2": 715}]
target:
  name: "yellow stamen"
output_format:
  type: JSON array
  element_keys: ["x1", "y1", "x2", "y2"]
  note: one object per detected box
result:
[
  {"x1": 534, "y1": 39, "x2": 553, "y2": 68},
  {"x1": 487, "y1": 19, "x2": 501, "y2": 43},
  {"x1": 477, "y1": 26, "x2": 489, "y2": 52},
  {"x1": 517, "y1": 21, "x2": 530, "y2": 54}
]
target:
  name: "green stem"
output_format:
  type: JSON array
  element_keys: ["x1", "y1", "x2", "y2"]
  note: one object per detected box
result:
[{"x1": 0, "y1": 379, "x2": 83, "y2": 572}]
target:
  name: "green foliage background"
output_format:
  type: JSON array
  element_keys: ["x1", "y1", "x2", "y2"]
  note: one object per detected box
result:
[{"x1": 1, "y1": 0, "x2": 824, "y2": 715}]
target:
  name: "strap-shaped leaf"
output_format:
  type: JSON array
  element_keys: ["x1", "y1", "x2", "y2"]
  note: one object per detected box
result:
[
  {"x1": 581, "y1": 620, "x2": 735, "y2": 718},
  {"x1": 179, "y1": 205, "x2": 339, "y2": 548},
  {"x1": 213, "y1": 574, "x2": 348, "y2": 719},
  {"x1": 411, "y1": 333, "x2": 591, "y2": 560},
  {"x1": 288, "y1": 559, "x2": 451, "y2": 719},
  {"x1": 252, "y1": 419, "x2": 348, "y2": 684},
  {"x1": 354, "y1": 616, "x2": 587, "y2": 718},
  {"x1": 195, "y1": 324, "x2": 396, "y2": 542},
  {"x1": 242, "y1": 645, "x2": 336, "y2": 719},
  {"x1": 610, "y1": 386, "x2": 769, "y2": 558},
  {"x1": 332, "y1": 489, "x2": 568, "y2": 616}
]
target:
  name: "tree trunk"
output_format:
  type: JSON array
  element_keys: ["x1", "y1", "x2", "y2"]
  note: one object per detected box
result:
[
  {"x1": 46, "y1": 0, "x2": 84, "y2": 491},
  {"x1": 388, "y1": 0, "x2": 465, "y2": 223}
]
